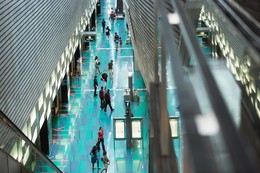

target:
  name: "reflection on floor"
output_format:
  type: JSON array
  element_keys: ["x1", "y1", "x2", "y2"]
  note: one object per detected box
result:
[
  {"x1": 47, "y1": 0, "x2": 187, "y2": 172},
  {"x1": 48, "y1": 0, "x2": 149, "y2": 172}
]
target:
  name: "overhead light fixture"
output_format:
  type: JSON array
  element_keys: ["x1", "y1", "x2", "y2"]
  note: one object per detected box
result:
[
  {"x1": 167, "y1": 13, "x2": 180, "y2": 25},
  {"x1": 195, "y1": 114, "x2": 219, "y2": 136}
]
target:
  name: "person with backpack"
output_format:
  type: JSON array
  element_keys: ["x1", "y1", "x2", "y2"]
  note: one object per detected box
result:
[
  {"x1": 101, "y1": 151, "x2": 110, "y2": 173},
  {"x1": 114, "y1": 32, "x2": 120, "y2": 42},
  {"x1": 90, "y1": 145, "x2": 100, "y2": 169},
  {"x1": 99, "y1": 86, "x2": 105, "y2": 109},
  {"x1": 105, "y1": 26, "x2": 111, "y2": 36},
  {"x1": 104, "y1": 89, "x2": 114, "y2": 112}
]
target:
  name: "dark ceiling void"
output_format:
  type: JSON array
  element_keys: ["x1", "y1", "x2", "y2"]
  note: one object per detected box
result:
[{"x1": 235, "y1": 0, "x2": 260, "y2": 22}]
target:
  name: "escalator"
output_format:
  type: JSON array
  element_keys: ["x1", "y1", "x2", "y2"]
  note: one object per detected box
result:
[
  {"x1": 203, "y1": 0, "x2": 260, "y2": 158},
  {"x1": 146, "y1": 0, "x2": 260, "y2": 172},
  {"x1": 214, "y1": 0, "x2": 260, "y2": 51},
  {"x1": 0, "y1": 111, "x2": 62, "y2": 173}
]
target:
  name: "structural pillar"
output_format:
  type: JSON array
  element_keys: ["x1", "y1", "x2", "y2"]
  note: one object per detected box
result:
[
  {"x1": 128, "y1": 72, "x2": 134, "y2": 102},
  {"x1": 61, "y1": 74, "x2": 70, "y2": 103},
  {"x1": 125, "y1": 101, "x2": 132, "y2": 149},
  {"x1": 39, "y1": 118, "x2": 49, "y2": 154},
  {"x1": 96, "y1": 0, "x2": 101, "y2": 16}
]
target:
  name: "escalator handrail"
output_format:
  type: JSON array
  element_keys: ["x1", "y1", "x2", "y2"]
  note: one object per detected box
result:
[
  {"x1": 169, "y1": 0, "x2": 260, "y2": 172},
  {"x1": 215, "y1": 0, "x2": 260, "y2": 52},
  {"x1": 0, "y1": 110, "x2": 62, "y2": 173}
]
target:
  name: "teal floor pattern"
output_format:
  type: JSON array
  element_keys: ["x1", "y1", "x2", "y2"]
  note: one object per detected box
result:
[{"x1": 48, "y1": 0, "x2": 149, "y2": 173}]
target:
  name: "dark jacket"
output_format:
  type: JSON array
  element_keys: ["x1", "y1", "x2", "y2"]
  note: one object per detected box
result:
[
  {"x1": 102, "y1": 20, "x2": 106, "y2": 27},
  {"x1": 108, "y1": 62, "x2": 113, "y2": 70},
  {"x1": 102, "y1": 73, "x2": 108, "y2": 82},
  {"x1": 105, "y1": 92, "x2": 111, "y2": 102},
  {"x1": 94, "y1": 78, "x2": 98, "y2": 88},
  {"x1": 90, "y1": 147, "x2": 98, "y2": 163},
  {"x1": 99, "y1": 90, "x2": 105, "y2": 99}
]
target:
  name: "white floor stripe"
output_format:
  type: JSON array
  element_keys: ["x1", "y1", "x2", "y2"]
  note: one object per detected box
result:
[
  {"x1": 118, "y1": 56, "x2": 133, "y2": 58},
  {"x1": 97, "y1": 47, "x2": 133, "y2": 50}
]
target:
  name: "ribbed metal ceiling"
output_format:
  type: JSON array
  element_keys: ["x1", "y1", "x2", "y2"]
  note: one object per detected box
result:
[{"x1": 125, "y1": 0, "x2": 158, "y2": 92}]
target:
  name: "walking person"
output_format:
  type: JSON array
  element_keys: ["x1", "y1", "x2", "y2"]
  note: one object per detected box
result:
[
  {"x1": 119, "y1": 37, "x2": 122, "y2": 47},
  {"x1": 105, "y1": 26, "x2": 111, "y2": 36},
  {"x1": 96, "y1": 127, "x2": 106, "y2": 152},
  {"x1": 104, "y1": 89, "x2": 114, "y2": 112},
  {"x1": 101, "y1": 151, "x2": 110, "y2": 173},
  {"x1": 95, "y1": 56, "x2": 101, "y2": 74},
  {"x1": 101, "y1": 70, "x2": 108, "y2": 90},
  {"x1": 114, "y1": 32, "x2": 120, "y2": 42},
  {"x1": 102, "y1": 19, "x2": 106, "y2": 32},
  {"x1": 94, "y1": 76, "x2": 98, "y2": 97},
  {"x1": 114, "y1": 32, "x2": 120, "y2": 51},
  {"x1": 109, "y1": 8, "x2": 116, "y2": 20},
  {"x1": 99, "y1": 86, "x2": 105, "y2": 109},
  {"x1": 108, "y1": 60, "x2": 113, "y2": 78},
  {"x1": 90, "y1": 145, "x2": 100, "y2": 169}
]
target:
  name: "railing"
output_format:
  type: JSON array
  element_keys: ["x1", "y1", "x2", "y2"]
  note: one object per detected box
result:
[
  {"x1": 148, "y1": 0, "x2": 260, "y2": 172},
  {"x1": 0, "y1": 111, "x2": 62, "y2": 173},
  {"x1": 214, "y1": 0, "x2": 260, "y2": 52}
]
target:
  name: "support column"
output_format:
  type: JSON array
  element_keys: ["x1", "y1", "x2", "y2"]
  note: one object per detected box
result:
[
  {"x1": 128, "y1": 72, "x2": 133, "y2": 102},
  {"x1": 96, "y1": 0, "x2": 101, "y2": 16},
  {"x1": 125, "y1": 101, "x2": 132, "y2": 149},
  {"x1": 40, "y1": 118, "x2": 49, "y2": 154},
  {"x1": 52, "y1": 90, "x2": 61, "y2": 115},
  {"x1": 75, "y1": 46, "x2": 82, "y2": 76},
  {"x1": 61, "y1": 74, "x2": 70, "y2": 104},
  {"x1": 90, "y1": 10, "x2": 96, "y2": 30},
  {"x1": 133, "y1": 51, "x2": 140, "y2": 71}
]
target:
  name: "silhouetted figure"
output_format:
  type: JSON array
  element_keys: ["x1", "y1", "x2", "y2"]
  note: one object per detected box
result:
[
  {"x1": 102, "y1": 19, "x2": 106, "y2": 32},
  {"x1": 99, "y1": 86, "x2": 105, "y2": 109},
  {"x1": 94, "y1": 76, "x2": 98, "y2": 96},
  {"x1": 105, "y1": 26, "x2": 111, "y2": 36},
  {"x1": 104, "y1": 89, "x2": 114, "y2": 112},
  {"x1": 101, "y1": 70, "x2": 108, "y2": 90},
  {"x1": 90, "y1": 145, "x2": 100, "y2": 169}
]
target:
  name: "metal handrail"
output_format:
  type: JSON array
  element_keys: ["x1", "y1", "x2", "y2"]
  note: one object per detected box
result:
[
  {"x1": 215, "y1": 0, "x2": 260, "y2": 52},
  {"x1": 158, "y1": 0, "x2": 260, "y2": 172},
  {"x1": 0, "y1": 110, "x2": 62, "y2": 173}
]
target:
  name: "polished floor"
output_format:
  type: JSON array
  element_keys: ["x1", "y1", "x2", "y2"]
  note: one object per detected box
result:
[
  {"x1": 47, "y1": 0, "x2": 186, "y2": 172},
  {"x1": 48, "y1": 1, "x2": 150, "y2": 173}
]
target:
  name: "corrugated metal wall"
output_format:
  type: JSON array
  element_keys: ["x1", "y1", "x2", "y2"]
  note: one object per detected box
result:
[
  {"x1": 201, "y1": 1, "x2": 260, "y2": 117},
  {"x1": 125, "y1": 0, "x2": 157, "y2": 92},
  {"x1": 0, "y1": 0, "x2": 91, "y2": 129}
]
